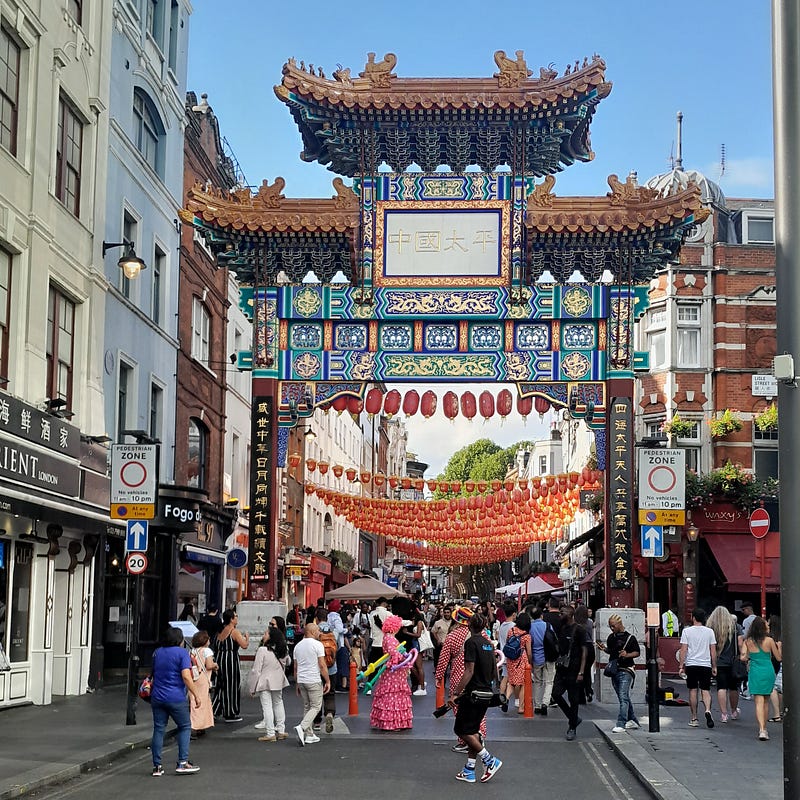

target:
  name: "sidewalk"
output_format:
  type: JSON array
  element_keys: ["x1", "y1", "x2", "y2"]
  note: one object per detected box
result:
[
  {"x1": 593, "y1": 677, "x2": 783, "y2": 800},
  {"x1": 0, "y1": 676, "x2": 784, "y2": 800}
]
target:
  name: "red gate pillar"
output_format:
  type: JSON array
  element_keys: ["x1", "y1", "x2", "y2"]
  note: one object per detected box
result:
[
  {"x1": 248, "y1": 378, "x2": 280, "y2": 598},
  {"x1": 605, "y1": 379, "x2": 635, "y2": 608}
]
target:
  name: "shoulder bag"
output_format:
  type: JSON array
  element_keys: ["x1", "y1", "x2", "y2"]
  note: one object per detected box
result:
[
  {"x1": 417, "y1": 626, "x2": 434, "y2": 652},
  {"x1": 604, "y1": 634, "x2": 634, "y2": 678}
]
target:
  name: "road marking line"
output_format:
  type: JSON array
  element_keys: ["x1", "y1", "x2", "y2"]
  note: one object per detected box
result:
[{"x1": 582, "y1": 740, "x2": 637, "y2": 800}]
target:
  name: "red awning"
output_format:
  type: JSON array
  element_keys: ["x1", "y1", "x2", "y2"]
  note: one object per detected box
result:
[
  {"x1": 704, "y1": 534, "x2": 780, "y2": 593},
  {"x1": 578, "y1": 560, "x2": 605, "y2": 590},
  {"x1": 537, "y1": 572, "x2": 563, "y2": 587}
]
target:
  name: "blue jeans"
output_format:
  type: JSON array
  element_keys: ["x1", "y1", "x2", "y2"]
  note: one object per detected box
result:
[
  {"x1": 612, "y1": 670, "x2": 638, "y2": 728},
  {"x1": 151, "y1": 699, "x2": 191, "y2": 767}
]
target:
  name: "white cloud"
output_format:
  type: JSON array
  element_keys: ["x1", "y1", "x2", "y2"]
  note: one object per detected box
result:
[
  {"x1": 706, "y1": 156, "x2": 774, "y2": 194},
  {"x1": 389, "y1": 382, "x2": 551, "y2": 478}
]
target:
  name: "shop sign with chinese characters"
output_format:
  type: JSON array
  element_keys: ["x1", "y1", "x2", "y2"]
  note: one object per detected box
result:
[
  {"x1": 248, "y1": 397, "x2": 273, "y2": 596},
  {"x1": 610, "y1": 397, "x2": 633, "y2": 588}
]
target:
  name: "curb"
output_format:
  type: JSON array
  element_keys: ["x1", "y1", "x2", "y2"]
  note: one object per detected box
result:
[
  {"x1": 0, "y1": 732, "x2": 171, "y2": 800},
  {"x1": 594, "y1": 723, "x2": 700, "y2": 800}
]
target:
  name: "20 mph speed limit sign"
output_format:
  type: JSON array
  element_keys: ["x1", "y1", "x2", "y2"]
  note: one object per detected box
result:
[{"x1": 125, "y1": 552, "x2": 148, "y2": 575}]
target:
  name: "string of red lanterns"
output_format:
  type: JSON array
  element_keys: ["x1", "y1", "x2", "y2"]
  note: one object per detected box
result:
[{"x1": 317, "y1": 388, "x2": 558, "y2": 421}]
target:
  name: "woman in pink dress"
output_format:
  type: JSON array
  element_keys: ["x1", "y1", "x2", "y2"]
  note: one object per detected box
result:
[{"x1": 370, "y1": 614, "x2": 413, "y2": 730}]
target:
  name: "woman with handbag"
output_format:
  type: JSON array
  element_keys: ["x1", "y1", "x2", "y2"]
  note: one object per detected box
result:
[
  {"x1": 707, "y1": 606, "x2": 741, "y2": 722},
  {"x1": 597, "y1": 614, "x2": 640, "y2": 733},
  {"x1": 249, "y1": 625, "x2": 291, "y2": 741}
]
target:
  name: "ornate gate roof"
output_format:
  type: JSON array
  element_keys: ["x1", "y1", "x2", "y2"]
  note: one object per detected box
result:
[{"x1": 274, "y1": 51, "x2": 611, "y2": 175}]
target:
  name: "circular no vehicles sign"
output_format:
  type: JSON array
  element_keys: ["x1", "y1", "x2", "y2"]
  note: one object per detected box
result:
[
  {"x1": 637, "y1": 449, "x2": 686, "y2": 510},
  {"x1": 111, "y1": 445, "x2": 158, "y2": 505}
]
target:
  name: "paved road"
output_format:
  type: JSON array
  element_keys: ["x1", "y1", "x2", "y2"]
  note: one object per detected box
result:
[{"x1": 27, "y1": 727, "x2": 653, "y2": 800}]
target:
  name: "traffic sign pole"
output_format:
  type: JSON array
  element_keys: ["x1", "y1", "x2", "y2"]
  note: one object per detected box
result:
[{"x1": 749, "y1": 507, "x2": 771, "y2": 618}]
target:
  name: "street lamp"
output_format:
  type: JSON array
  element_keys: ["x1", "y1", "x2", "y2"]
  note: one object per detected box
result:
[
  {"x1": 103, "y1": 240, "x2": 147, "y2": 280},
  {"x1": 685, "y1": 522, "x2": 700, "y2": 542}
]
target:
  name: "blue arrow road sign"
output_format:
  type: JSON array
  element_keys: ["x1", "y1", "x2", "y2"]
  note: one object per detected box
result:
[
  {"x1": 126, "y1": 519, "x2": 149, "y2": 553},
  {"x1": 641, "y1": 525, "x2": 663, "y2": 558}
]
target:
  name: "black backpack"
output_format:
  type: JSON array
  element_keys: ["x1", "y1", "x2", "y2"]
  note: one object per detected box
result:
[{"x1": 543, "y1": 623, "x2": 559, "y2": 663}]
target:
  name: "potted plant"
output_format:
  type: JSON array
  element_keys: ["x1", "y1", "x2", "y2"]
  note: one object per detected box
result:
[
  {"x1": 754, "y1": 403, "x2": 778, "y2": 432},
  {"x1": 663, "y1": 413, "x2": 694, "y2": 438},
  {"x1": 708, "y1": 408, "x2": 743, "y2": 438},
  {"x1": 685, "y1": 461, "x2": 778, "y2": 511}
]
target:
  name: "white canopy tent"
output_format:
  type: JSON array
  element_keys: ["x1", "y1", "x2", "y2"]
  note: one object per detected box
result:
[{"x1": 495, "y1": 575, "x2": 560, "y2": 597}]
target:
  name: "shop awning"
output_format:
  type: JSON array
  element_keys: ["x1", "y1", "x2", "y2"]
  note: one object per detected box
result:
[
  {"x1": 553, "y1": 522, "x2": 604, "y2": 559},
  {"x1": 704, "y1": 534, "x2": 780, "y2": 593},
  {"x1": 578, "y1": 560, "x2": 605, "y2": 590},
  {"x1": 181, "y1": 544, "x2": 227, "y2": 564}
]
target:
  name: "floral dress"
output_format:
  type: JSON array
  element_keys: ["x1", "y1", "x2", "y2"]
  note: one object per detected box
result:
[
  {"x1": 506, "y1": 627, "x2": 531, "y2": 686},
  {"x1": 369, "y1": 632, "x2": 413, "y2": 730}
]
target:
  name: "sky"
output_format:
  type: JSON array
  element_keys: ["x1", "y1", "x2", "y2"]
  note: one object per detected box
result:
[{"x1": 186, "y1": 1, "x2": 775, "y2": 477}]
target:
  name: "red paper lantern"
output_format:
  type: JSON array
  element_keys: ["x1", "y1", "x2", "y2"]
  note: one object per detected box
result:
[
  {"x1": 517, "y1": 395, "x2": 533, "y2": 419},
  {"x1": 306, "y1": 458, "x2": 317, "y2": 473},
  {"x1": 403, "y1": 389, "x2": 420, "y2": 417},
  {"x1": 332, "y1": 464, "x2": 344, "y2": 478},
  {"x1": 360, "y1": 470, "x2": 372, "y2": 484},
  {"x1": 331, "y1": 395, "x2": 349, "y2": 414},
  {"x1": 383, "y1": 389, "x2": 401, "y2": 418},
  {"x1": 479, "y1": 391, "x2": 495, "y2": 421},
  {"x1": 497, "y1": 388, "x2": 513, "y2": 418},
  {"x1": 427, "y1": 479, "x2": 438, "y2": 492},
  {"x1": 461, "y1": 391, "x2": 477, "y2": 420},
  {"x1": 288, "y1": 452, "x2": 301, "y2": 469},
  {"x1": 443, "y1": 391, "x2": 459, "y2": 421},
  {"x1": 373, "y1": 473, "x2": 386, "y2": 487},
  {"x1": 420, "y1": 390, "x2": 438, "y2": 419},
  {"x1": 347, "y1": 395, "x2": 364, "y2": 416},
  {"x1": 345, "y1": 467, "x2": 357, "y2": 482},
  {"x1": 365, "y1": 387, "x2": 383, "y2": 416},
  {"x1": 534, "y1": 395, "x2": 551, "y2": 417},
  {"x1": 318, "y1": 461, "x2": 329, "y2": 476}
]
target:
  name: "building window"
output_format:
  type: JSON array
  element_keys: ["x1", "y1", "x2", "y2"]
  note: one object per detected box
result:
[
  {"x1": 0, "y1": 248, "x2": 10, "y2": 384},
  {"x1": 55, "y1": 96, "x2": 83, "y2": 217},
  {"x1": 120, "y1": 211, "x2": 138, "y2": 297},
  {"x1": 8, "y1": 541, "x2": 33, "y2": 662},
  {"x1": 187, "y1": 417, "x2": 207, "y2": 488},
  {"x1": 192, "y1": 297, "x2": 210, "y2": 366},
  {"x1": 647, "y1": 307, "x2": 666, "y2": 369},
  {"x1": 684, "y1": 447, "x2": 700, "y2": 472},
  {"x1": 0, "y1": 26, "x2": 20, "y2": 156},
  {"x1": 146, "y1": 0, "x2": 164, "y2": 47},
  {"x1": 67, "y1": 0, "x2": 83, "y2": 24},
  {"x1": 46, "y1": 286, "x2": 75, "y2": 408},
  {"x1": 231, "y1": 433, "x2": 240, "y2": 497},
  {"x1": 168, "y1": 0, "x2": 179, "y2": 71},
  {"x1": 676, "y1": 304, "x2": 701, "y2": 367},
  {"x1": 152, "y1": 244, "x2": 165, "y2": 323},
  {"x1": 745, "y1": 215, "x2": 774, "y2": 244},
  {"x1": 149, "y1": 382, "x2": 163, "y2": 443},
  {"x1": 538, "y1": 455, "x2": 547, "y2": 475},
  {"x1": 133, "y1": 89, "x2": 163, "y2": 175},
  {"x1": 117, "y1": 361, "x2": 133, "y2": 440},
  {"x1": 754, "y1": 425, "x2": 778, "y2": 480}
]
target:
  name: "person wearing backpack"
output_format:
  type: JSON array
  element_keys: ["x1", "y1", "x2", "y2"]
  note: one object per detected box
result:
[
  {"x1": 551, "y1": 605, "x2": 588, "y2": 741},
  {"x1": 503, "y1": 612, "x2": 532, "y2": 713},
  {"x1": 530, "y1": 607, "x2": 558, "y2": 715},
  {"x1": 314, "y1": 612, "x2": 338, "y2": 734}
]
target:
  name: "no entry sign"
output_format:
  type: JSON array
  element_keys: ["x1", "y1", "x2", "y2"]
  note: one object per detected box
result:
[{"x1": 749, "y1": 507, "x2": 770, "y2": 539}]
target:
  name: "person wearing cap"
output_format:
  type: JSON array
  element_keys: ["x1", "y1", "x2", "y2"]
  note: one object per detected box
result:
[{"x1": 435, "y1": 606, "x2": 487, "y2": 752}]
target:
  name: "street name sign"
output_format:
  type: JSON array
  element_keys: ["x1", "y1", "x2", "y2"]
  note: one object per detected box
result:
[{"x1": 638, "y1": 449, "x2": 686, "y2": 510}]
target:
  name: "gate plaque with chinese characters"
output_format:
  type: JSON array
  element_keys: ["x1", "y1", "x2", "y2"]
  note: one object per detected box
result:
[
  {"x1": 610, "y1": 397, "x2": 633, "y2": 589},
  {"x1": 248, "y1": 397, "x2": 273, "y2": 598}
]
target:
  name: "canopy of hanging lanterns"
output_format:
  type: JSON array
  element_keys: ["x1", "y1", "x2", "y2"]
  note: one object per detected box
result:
[{"x1": 302, "y1": 467, "x2": 602, "y2": 566}]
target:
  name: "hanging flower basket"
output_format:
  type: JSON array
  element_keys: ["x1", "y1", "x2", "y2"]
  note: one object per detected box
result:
[
  {"x1": 663, "y1": 413, "x2": 694, "y2": 438},
  {"x1": 754, "y1": 403, "x2": 778, "y2": 432},
  {"x1": 708, "y1": 409, "x2": 743, "y2": 438}
]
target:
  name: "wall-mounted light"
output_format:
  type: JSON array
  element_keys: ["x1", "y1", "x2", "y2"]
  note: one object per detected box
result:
[
  {"x1": 81, "y1": 434, "x2": 112, "y2": 445},
  {"x1": 302, "y1": 426, "x2": 317, "y2": 442},
  {"x1": 103, "y1": 240, "x2": 147, "y2": 280},
  {"x1": 120, "y1": 429, "x2": 160, "y2": 444},
  {"x1": 685, "y1": 523, "x2": 700, "y2": 543},
  {"x1": 44, "y1": 397, "x2": 74, "y2": 419}
]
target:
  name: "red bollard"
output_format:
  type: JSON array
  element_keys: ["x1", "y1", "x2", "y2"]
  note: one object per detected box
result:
[
  {"x1": 523, "y1": 661, "x2": 534, "y2": 718},
  {"x1": 348, "y1": 661, "x2": 359, "y2": 716}
]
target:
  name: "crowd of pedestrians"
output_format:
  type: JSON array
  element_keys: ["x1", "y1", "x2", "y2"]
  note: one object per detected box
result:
[{"x1": 144, "y1": 592, "x2": 782, "y2": 781}]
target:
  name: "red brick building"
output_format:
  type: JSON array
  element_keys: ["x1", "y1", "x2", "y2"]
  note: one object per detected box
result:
[{"x1": 633, "y1": 167, "x2": 778, "y2": 619}]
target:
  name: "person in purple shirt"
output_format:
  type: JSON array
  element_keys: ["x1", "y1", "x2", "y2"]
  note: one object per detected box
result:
[{"x1": 150, "y1": 627, "x2": 202, "y2": 776}]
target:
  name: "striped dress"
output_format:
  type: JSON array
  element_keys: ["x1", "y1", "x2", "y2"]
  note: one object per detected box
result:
[{"x1": 212, "y1": 634, "x2": 241, "y2": 720}]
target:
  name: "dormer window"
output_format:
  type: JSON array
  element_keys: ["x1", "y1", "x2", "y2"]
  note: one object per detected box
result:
[{"x1": 743, "y1": 212, "x2": 774, "y2": 244}]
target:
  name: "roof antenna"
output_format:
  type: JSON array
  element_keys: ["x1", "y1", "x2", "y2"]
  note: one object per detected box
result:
[
  {"x1": 675, "y1": 111, "x2": 683, "y2": 170},
  {"x1": 719, "y1": 143, "x2": 726, "y2": 180}
]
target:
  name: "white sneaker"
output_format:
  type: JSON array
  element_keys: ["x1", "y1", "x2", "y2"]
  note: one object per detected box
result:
[
  {"x1": 294, "y1": 724, "x2": 306, "y2": 746},
  {"x1": 625, "y1": 721, "x2": 640, "y2": 730},
  {"x1": 514, "y1": 699, "x2": 520, "y2": 708},
  {"x1": 254, "y1": 722, "x2": 267, "y2": 730},
  {"x1": 413, "y1": 688, "x2": 427, "y2": 696},
  {"x1": 611, "y1": 726, "x2": 626, "y2": 733},
  {"x1": 305, "y1": 734, "x2": 321, "y2": 744}
]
